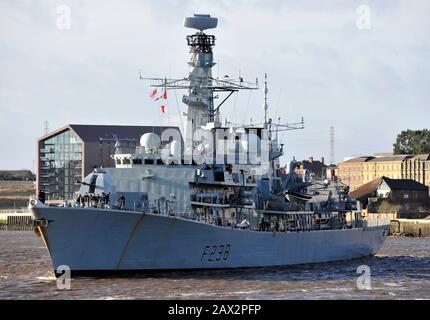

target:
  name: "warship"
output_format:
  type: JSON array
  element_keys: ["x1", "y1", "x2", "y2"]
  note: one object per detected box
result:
[{"x1": 29, "y1": 14, "x2": 389, "y2": 276}]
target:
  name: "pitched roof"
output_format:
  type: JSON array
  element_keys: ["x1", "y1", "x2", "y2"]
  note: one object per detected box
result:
[
  {"x1": 368, "y1": 155, "x2": 410, "y2": 162},
  {"x1": 382, "y1": 177, "x2": 428, "y2": 191},
  {"x1": 373, "y1": 152, "x2": 395, "y2": 157},
  {"x1": 349, "y1": 176, "x2": 429, "y2": 200},
  {"x1": 39, "y1": 124, "x2": 182, "y2": 143},
  {"x1": 300, "y1": 160, "x2": 327, "y2": 171},
  {"x1": 342, "y1": 156, "x2": 374, "y2": 163},
  {"x1": 69, "y1": 124, "x2": 181, "y2": 142},
  {"x1": 412, "y1": 154, "x2": 430, "y2": 161},
  {"x1": 349, "y1": 177, "x2": 383, "y2": 200}
]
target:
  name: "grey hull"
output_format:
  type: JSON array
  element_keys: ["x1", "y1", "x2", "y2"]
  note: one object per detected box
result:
[{"x1": 31, "y1": 207, "x2": 388, "y2": 273}]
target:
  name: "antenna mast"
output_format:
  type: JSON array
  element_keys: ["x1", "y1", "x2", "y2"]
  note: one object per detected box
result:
[
  {"x1": 139, "y1": 14, "x2": 258, "y2": 142},
  {"x1": 263, "y1": 73, "x2": 268, "y2": 128},
  {"x1": 330, "y1": 126, "x2": 335, "y2": 165}
]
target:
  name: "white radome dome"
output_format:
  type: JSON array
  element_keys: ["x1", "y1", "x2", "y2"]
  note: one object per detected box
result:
[{"x1": 140, "y1": 133, "x2": 161, "y2": 151}]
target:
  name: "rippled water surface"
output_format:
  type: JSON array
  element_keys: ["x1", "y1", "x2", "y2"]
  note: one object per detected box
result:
[{"x1": 0, "y1": 232, "x2": 429, "y2": 299}]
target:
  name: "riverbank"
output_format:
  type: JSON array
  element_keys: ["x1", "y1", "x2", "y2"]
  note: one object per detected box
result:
[
  {"x1": 0, "y1": 180, "x2": 35, "y2": 209},
  {"x1": 365, "y1": 212, "x2": 430, "y2": 237},
  {"x1": 0, "y1": 210, "x2": 33, "y2": 231}
]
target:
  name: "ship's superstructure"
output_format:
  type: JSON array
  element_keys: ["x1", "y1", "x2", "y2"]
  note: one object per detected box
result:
[{"x1": 29, "y1": 14, "x2": 389, "y2": 276}]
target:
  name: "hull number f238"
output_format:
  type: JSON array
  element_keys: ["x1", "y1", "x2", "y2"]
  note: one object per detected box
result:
[{"x1": 201, "y1": 244, "x2": 231, "y2": 262}]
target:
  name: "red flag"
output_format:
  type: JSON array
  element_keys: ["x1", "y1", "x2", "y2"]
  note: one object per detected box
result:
[
  {"x1": 155, "y1": 90, "x2": 167, "y2": 101},
  {"x1": 160, "y1": 105, "x2": 167, "y2": 113},
  {"x1": 149, "y1": 88, "x2": 157, "y2": 98}
]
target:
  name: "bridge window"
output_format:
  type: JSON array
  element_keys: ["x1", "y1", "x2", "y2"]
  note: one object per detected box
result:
[{"x1": 133, "y1": 158, "x2": 142, "y2": 165}]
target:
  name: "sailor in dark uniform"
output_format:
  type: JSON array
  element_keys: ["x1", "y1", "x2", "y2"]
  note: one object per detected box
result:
[
  {"x1": 38, "y1": 190, "x2": 46, "y2": 204},
  {"x1": 119, "y1": 194, "x2": 126, "y2": 210}
]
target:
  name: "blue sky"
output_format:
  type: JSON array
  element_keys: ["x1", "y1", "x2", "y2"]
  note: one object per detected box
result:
[{"x1": 1, "y1": 0, "x2": 429, "y2": 170}]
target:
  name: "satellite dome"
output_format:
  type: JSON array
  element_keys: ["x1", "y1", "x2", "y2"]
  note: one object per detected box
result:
[{"x1": 140, "y1": 133, "x2": 161, "y2": 152}]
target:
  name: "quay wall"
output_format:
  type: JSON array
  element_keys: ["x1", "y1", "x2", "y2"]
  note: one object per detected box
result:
[
  {"x1": 390, "y1": 219, "x2": 430, "y2": 237},
  {"x1": 0, "y1": 210, "x2": 33, "y2": 231},
  {"x1": 355, "y1": 211, "x2": 430, "y2": 237}
]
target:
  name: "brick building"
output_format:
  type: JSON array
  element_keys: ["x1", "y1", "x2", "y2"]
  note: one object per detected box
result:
[
  {"x1": 337, "y1": 156, "x2": 373, "y2": 190},
  {"x1": 362, "y1": 155, "x2": 410, "y2": 184},
  {"x1": 338, "y1": 153, "x2": 430, "y2": 192},
  {"x1": 295, "y1": 157, "x2": 328, "y2": 180},
  {"x1": 403, "y1": 154, "x2": 430, "y2": 187}
]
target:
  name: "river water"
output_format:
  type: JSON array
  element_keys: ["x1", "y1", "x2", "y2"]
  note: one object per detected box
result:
[{"x1": 0, "y1": 232, "x2": 429, "y2": 299}]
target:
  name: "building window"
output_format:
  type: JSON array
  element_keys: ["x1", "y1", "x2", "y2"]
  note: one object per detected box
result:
[
  {"x1": 40, "y1": 130, "x2": 82, "y2": 201},
  {"x1": 404, "y1": 193, "x2": 409, "y2": 199}
]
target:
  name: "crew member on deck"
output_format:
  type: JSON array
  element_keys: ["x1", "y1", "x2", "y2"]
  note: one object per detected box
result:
[
  {"x1": 119, "y1": 194, "x2": 126, "y2": 210},
  {"x1": 38, "y1": 190, "x2": 46, "y2": 204}
]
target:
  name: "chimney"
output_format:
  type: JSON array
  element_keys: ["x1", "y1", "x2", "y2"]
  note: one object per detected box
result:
[
  {"x1": 308, "y1": 156, "x2": 313, "y2": 163},
  {"x1": 321, "y1": 157, "x2": 325, "y2": 164}
]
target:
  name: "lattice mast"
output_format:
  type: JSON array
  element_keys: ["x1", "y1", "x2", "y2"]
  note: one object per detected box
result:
[
  {"x1": 183, "y1": 15, "x2": 218, "y2": 134},
  {"x1": 139, "y1": 14, "x2": 258, "y2": 143}
]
